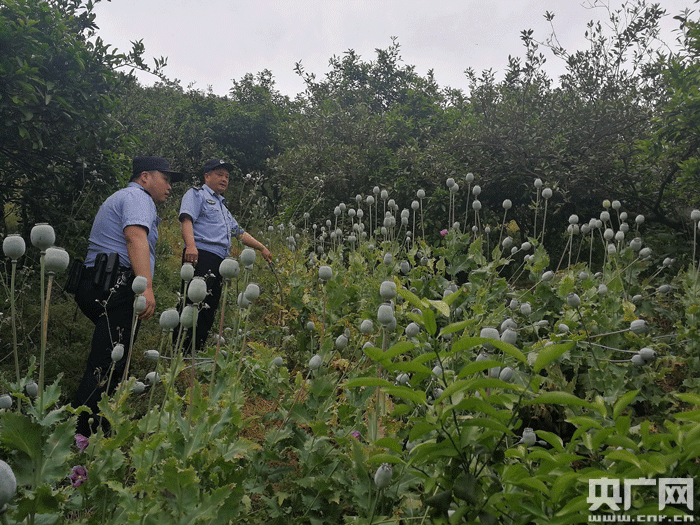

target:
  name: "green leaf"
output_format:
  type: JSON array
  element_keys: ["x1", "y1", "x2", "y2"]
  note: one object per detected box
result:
[
  {"x1": 373, "y1": 437, "x2": 403, "y2": 454},
  {"x1": 525, "y1": 391, "x2": 591, "y2": 408},
  {"x1": 439, "y1": 319, "x2": 470, "y2": 337},
  {"x1": 385, "y1": 386, "x2": 426, "y2": 405},
  {"x1": 383, "y1": 341, "x2": 416, "y2": 361},
  {"x1": 613, "y1": 389, "x2": 640, "y2": 419},
  {"x1": 398, "y1": 287, "x2": 426, "y2": 310},
  {"x1": 533, "y1": 342, "x2": 575, "y2": 372},
  {"x1": 427, "y1": 299, "x2": 450, "y2": 317},
  {"x1": 423, "y1": 307, "x2": 437, "y2": 335},
  {"x1": 367, "y1": 452, "x2": 404, "y2": 465}
]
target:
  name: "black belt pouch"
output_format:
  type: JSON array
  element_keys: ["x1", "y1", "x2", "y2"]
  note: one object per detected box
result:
[
  {"x1": 65, "y1": 258, "x2": 84, "y2": 295},
  {"x1": 92, "y1": 252, "x2": 120, "y2": 294}
]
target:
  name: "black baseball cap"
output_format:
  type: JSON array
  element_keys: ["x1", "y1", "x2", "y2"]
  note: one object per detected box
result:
[
  {"x1": 202, "y1": 159, "x2": 235, "y2": 175},
  {"x1": 132, "y1": 156, "x2": 184, "y2": 182}
]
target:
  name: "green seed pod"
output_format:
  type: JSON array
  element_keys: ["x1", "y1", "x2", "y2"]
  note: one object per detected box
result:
[
  {"x1": 0, "y1": 459, "x2": 17, "y2": 507},
  {"x1": 134, "y1": 294, "x2": 147, "y2": 313},
  {"x1": 180, "y1": 263, "x2": 195, "y2": 281},
  {"x1": 44, "y1": 247, "x2": 70, "y2": 273},
  {"x1": 145, "y1": 371, "x2": 160, "y2": 386},
  {"x1": 379, "y1": 280, "x2": 397, "y2": 300},
  {"x1": 272, "y1": 356, "x2": 284, "y2": 367},
  {"x1": 335, "y1": 334, "x2": 348, "y2": 350},
  {"x1": 318, "y1": 265, "x2": 333, "y2": 281},
  {"x1": 309, "y1": 354, "x2": 322, "y2": 370},
  {"x1": 219, "y1": 257, "x2": 240, "y2": 279},
  {"x1": 240, "y1": 248, "x2": 256, "y2": 267},
  {"x1": 131, "y1": 381, "x2": 146, "y2": 394},
  {"x1": 132, "y1": 275, "x2": 148, "y2": 294},
  {"x1": 0, "y1": 395, "x2": 12, "y2": 410},
  {"x1": 244, "y1": 283, "x2": 261, "y2": 301},
  {"x1": 405, "y1": 322, "x2": 420, "y2": 338},
  {"x1": 360, "y1": 319, "x2": 374, "y2": 334},
  {"x1": 377, "y1": 304, "x2": 394, "y2": 326},
  {"x1": 111, "y1": 344, "x2": 125, "y2": 362},
  {"x1": 2, "y1": 234, "x2": 25, "y2": 261},
  {"x1": 374, "y1": 463, "x2": 393, "y2": 489},
  {"x1": 25, "y1": 381, "x2": 38, "y2": 398},
  {"x1": 30, "y1": 223, "x2": 55, "y2": 251},
  {"x1": 187, "y1": 276, "x2": 208, "y2": 303},
  {"x1": 144, "y1": 350, "x2": 160, "y2": 362},
  {"x1": 159, "y1": 309, "x2": 180, "y2": 330}
]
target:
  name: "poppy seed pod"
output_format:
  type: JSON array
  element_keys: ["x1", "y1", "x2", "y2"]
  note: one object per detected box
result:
[
  {"x1": 630, "y1": 319, "x2": 648, "y2": 334},
  {"x1": 25, "y1": 381, "x2": 38, "y2": 398},
  {"x1": 374, "y1": 463, "x2": 393, "y2": 489},
  {"x1": 145, "y1": 371, "x2": 160, "y2": 386},
  {"x1": 272, "y1": 356, "x2": 284, "y2": 367},
  {"x1": 30, "y1": 223, "x2": 55, "y2": 251},
  {"x1": 44, "y1": 247, "x2": 70, "y2": 274},
  {"x1": 0, "y1": 395, "x2": 12, "y2": 410},
  {"x1": 541, "y1": 188, "x2": 552, "y2": 199},
  {"x1": 446, "y1": 177, "x2": 455, "y2": 188},
  {"x1": 180, "y1": 263, "x2": 195, "y2": 281},
  {"x1": 318, "y1": 265, "x2": 333, "y2": 281},
  {"x1": 111, "y1": 344, "x2": 124, "y2": 362},
  {"x1": 134, "y1": 294, "x2": 147, "y2": 314},
  {"x1": 502, "y1": 199, "x2": 512, "y2": 210},
  {"x1": 3, "y1": 234, "x2": 25, "y2": 260},
  {"x1": 501, "y1": 328, "x2": 517, "y2": 345},
  {"x1": 691, "y1": 209, "x2": 700, "y2": 222},
  {"x1": 360, "y1": 319, "x2": 374, "y2": 334},
  {"x1": 480, "y1": 327, "x2": 500, "y2": 350},
  {"x1": 335, "y1": 334, "x2": 348, "y2": 350},
  {"x1": 383, "y1": 252, "x2": 393, "y2": 266},
  {"x1": 472, "y1": 200, "x2": 482, "y2": 211},
  {"x1": 520, "y1": 427, "x2": 537, "y2": 446},
  {"x1": 159, "y1": 309, "x2": 180, "y2": 330},
  {"x1": 472, "y1": 185, "x2": 481, "y2": 196},
  {"x1": 0, "y1": 459, "x2": 17, "y2": 508},
  {"x1": 240, "y1": 248, "x2": 256, "y2": 267},
  {"x1": 144, "y1": 350, "x2": 160, "y2": 362},
  {"x1": 519, "y1": 302, "x2": 532, "y2": 316},
  {"x1": 132, "y1": 275, "x2": 148, "y2": 294},
  {"x1": 131, "y1": 381, "x2": 146, "y2": 394},
  {"x1": 309, "y1": 354, "x2": 322, "y2": 370},
  {"x1": 542, "y1": 271, "x2": 554, "y2": 282},
  {"x1": 244, "y1": 283, "x2": 260, "y2": 302},
  {"x1": 405, "y1": 322, "x2": 420, "y2": 338},
  {"x1": 499, "y1": 367, "x2": 514, "y2": 382},
  {"x1": 187, "y1": 277, "x2": 207, "y2": 303},
  {"x1": 630, "y1": 354, "x2": 645, "y2": 366},
  {"x1": 237, "y1": 293, "x2": 251, "y2": 309},
  {"x1": 219, "y1": 258, "x2": 240, "y2": 279},
  {"x1": 180, "y1": 305, "x2": 196, "y2": 328},
  {"x1": 639, "y1": 347, "x2": 656, "y2": 361},
  {"x1": 466, "y1": 172, "x2": 475, "y2": 183},
  {"x1": 377, "y1": 304, "x2": 395, "y2": 326},
  {"x1": 566, "y1": 293, "x2": 581, "y2": 308},
  {"x1": 379, "y1": 280, "x2": 397, "y2": 300}
]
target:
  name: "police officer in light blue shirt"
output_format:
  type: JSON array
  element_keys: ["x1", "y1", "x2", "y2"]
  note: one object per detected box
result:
[
  {"x1": 179, "y1": 158, "x2": 271, "y2": 352},
  {"x1": 73, "y1": 155, "x2": 183, "y2": 436}
]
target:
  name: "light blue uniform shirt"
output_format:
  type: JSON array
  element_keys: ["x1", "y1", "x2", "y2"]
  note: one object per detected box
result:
[
  {"x1": 179, "y1": 184, "x2": 244, "y2": 259},
  {"x1": 85, "y1": 182, "x2": 160, "y2": 276}
]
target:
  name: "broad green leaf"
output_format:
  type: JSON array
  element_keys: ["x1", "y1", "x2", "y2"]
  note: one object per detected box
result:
[
  {"x1": 439, "y1": 319, "x2": 470, "y2": 337},
  {"x1": 398, "y1": 287, "x2": 427, "y2": 310},
  {"x1": 533, "y1": 342, "x2": 575, "y2": 372},
  {"x1": 613, "y1": 389, "x2": 640, "y2": 419},
  {"x1": 367, "y1": 453, "x2": 404, "y2": 465},
  {"x1": 389, "y1": 361, "x2": 433, "y2": 374},
  {"x1": 457, "y1": 359, "x2": 505, "y2": 378},
  {"x1": 422, "y1": 307, "x2": 437, "y2": 335},
  {"x1": 384, "y1": 341, "x2": 417, "y2": 361},
  {"x1": 526, "y1": 391, "x2": 591, "y2": 408},
  {"x1": 373, "y1": 437, "x2": 403, "y2": 454},
  {"x1": 427, "y1": 299, "x2": 450, "y2": 317},
  {"x1": 385, "y1": 386, "x2": 426, "y2": 405}
]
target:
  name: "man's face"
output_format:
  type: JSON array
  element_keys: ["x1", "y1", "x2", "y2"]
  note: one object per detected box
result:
[
  {"x1": 204, "y1": 169, "x2": 229, "y2": 195},
  {"x1": 143, "y1": 171, "x2": 172, "y2": 203}
]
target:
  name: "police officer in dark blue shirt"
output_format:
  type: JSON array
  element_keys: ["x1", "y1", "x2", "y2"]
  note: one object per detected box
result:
[
  {"x1": 72, "y1": 156, "x2": 183, "y2": 436},
  {"x1": 179, "y1": 159, "x2": 270, "y2": 352}
]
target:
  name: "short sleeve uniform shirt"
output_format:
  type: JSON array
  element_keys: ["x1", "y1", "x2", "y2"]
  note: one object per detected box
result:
[
  {"x1": 85, "y1": 182, "x2": 160, "y2": 276},
  {"x1": 179, "y1": 184, "x2": 244, "y2": 259}
]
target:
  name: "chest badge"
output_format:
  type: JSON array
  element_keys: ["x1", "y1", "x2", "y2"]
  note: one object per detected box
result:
[{"x1": 206, "y1": 199, "x2": 216, "y2": 205}]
